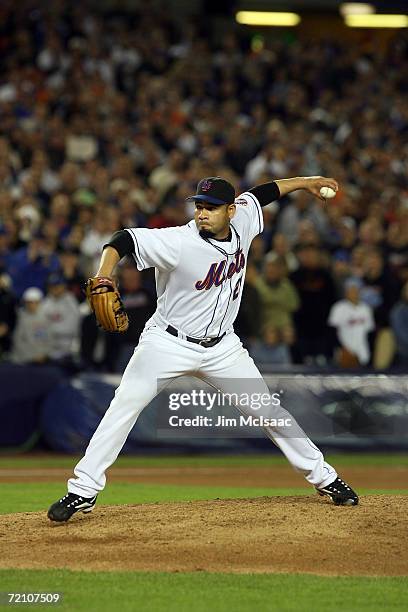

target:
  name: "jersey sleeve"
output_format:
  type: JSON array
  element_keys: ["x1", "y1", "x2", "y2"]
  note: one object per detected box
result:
[
  {"x1": 328, "y1": 302, "x2": 345, "y2": 327},
  {"x1": 233, "y1": 191, "x2": 264, "y2": 240},
  {"x1": 125, "y1": 227, "x2": 182, "y2": 271}
]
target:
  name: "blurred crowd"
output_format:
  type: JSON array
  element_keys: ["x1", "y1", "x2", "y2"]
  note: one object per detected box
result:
[{"x1": 0, "y1": 1, "x2": 407, "y2": 372}]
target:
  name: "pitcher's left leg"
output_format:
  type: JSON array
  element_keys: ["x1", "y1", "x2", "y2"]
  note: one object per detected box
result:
[{"x1": 200, "y1": 334, "x2": 358, "y2": 504}]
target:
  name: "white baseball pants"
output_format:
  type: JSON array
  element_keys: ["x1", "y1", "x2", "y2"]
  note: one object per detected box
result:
[{"x1": 68, "y1": 326, "x2": 337, "y2": 497}]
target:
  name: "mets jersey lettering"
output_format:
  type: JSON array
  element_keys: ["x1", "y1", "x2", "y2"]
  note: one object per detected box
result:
[{"x1": 195, "y1": 250, "x2": 246, "y2": 291}]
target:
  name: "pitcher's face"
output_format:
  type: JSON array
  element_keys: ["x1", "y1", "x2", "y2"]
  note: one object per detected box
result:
[{"x1": 194, "y1": 203, "x2": 235, "y2": 239}]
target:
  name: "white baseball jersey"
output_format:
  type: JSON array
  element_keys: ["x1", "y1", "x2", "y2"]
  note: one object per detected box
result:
[
  {"x1": 125, "y1": 191, "x2": 264, "y2": 338},
  {"x1": 328, "y1": 299, "x2": 374, "y2": 364}
]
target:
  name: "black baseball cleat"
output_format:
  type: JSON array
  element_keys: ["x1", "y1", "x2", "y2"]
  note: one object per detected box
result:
[
  {"x1": 316, "y1": 477, "x2": 359, "y2": 506},
  {"x1": 47, "y1": 492, "x2": 97, "y2": 522}
]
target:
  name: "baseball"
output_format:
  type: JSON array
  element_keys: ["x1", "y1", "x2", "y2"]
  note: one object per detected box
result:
[{"x1": 320, "y1": 186, "x2": 336, "y2": 199}]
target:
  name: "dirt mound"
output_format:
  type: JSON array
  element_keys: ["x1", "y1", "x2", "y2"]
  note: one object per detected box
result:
[{"x1": 1, "y1": 495, "x2": 407, "y2": 576}]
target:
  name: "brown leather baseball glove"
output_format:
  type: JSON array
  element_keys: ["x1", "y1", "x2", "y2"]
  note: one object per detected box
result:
[{"x1": 85, "y1": 276, "x2": 129, "y2": 333}]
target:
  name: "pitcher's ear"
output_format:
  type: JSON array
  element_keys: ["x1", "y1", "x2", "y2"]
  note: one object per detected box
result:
[{"x1": 228, "y1": 203, "x2": 236, "y2": 218}]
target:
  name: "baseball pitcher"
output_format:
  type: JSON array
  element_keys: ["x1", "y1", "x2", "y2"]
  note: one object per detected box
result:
[{"x1": 48, "y1": 176, "x2": 358, "y2": 522}]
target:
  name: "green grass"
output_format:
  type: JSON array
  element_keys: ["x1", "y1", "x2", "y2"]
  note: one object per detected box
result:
[
  {"x1": 0, "y1": 452, "x2": 408, "y2": 469},
  {"x1": 0, "y1": 482, "x2": 407, "y2": 515},
  {"x1": 0, "y1": 570, "x2": 406, "y2": 612},
  {"x1": 0, "y1": 483, "x2": 307, "y2": 514}
]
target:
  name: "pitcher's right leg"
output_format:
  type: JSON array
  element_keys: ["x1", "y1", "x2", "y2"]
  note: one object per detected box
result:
[
  {"x1": 48, "y1": 338, "x2": 164, "y2": 522},
  {"x1": 48, "y1": 327, "x2": 202, "y2": 521},
  {"x1": 67, "y1": 357, "x2": 164, "y2": 498},
  {"x1": 67, "y1": 328, "x2": 199, "y2": 497}
]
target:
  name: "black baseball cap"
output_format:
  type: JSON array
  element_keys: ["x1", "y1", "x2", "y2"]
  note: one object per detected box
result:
[{"x1": 186, "y1": 177, "x2": 236, "y2": 206}]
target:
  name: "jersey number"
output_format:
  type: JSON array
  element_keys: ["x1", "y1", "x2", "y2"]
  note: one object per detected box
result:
[{"x1": 233, "y1": 276, "x2": 242, "y2": 300}]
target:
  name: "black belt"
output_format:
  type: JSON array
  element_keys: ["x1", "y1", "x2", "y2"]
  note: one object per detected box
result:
[{"x1": 166, "y1": 325, "x2": 225, "y2": 348}]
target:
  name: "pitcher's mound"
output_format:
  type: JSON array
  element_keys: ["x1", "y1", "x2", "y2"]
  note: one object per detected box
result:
[{"x1": 2, "y1": 495, "x2": 407, "y2": 575}]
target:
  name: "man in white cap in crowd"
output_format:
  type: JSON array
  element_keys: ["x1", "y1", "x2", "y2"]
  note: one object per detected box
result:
[{"x1": 11, "y1": 287, "x2": 51, "y2": 364}]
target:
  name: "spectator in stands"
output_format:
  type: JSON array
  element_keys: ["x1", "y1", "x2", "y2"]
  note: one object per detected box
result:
[
  {"x1": 390, "y1": 281, "x2": 408, "y2": 366},
  {"x1": 10, "y1": 287, "x2": 50, "y2": 364},
  {"x1": 0, "y1": 225, "x2": 12, "y2": 272},
  {"x1": 42, "y1": 274, "x2": 80, "y2": 368},
  {"x1": 149, "y1": 149, "x2": 186, "y2": 200},
  {"x1": 245, "y1": 143, "x2": 289, "y2": 186},
  {"x1": 249, "y1": 324, "x2": 292, "y2": 367},
  {"x1": 0, "y1": 273, "x2": 16, "y2": 358},
  {"x1": 63, "y1": 223, "x2": 86, "y2": 253},
  {"x1": 57, "y1": 247, "x2": 86, "y2": 303},
  {"x1": 358, "y1": 218, "x2": 385, "y2": 252},
  {"x1": 269, "y1": 233, "x2": 298, "y2": 272},
  {"x1": 247, "y1": 235, "x2": 266, "y2": 271},
  {"x1": 331, "y1": 251, "x2": 352, "y2": 297},
  {"x1": 350, "y1": 244, "x2": 368, "y2": 279},
  {"x1": 14, "y1": 203, "x2": 42, "y2": 244},
  {"x1": 234, "y1": 271, "x2": 262, "y2": 346},
  {"x1": 6, "y1": 232, "x2": 60, "y2": 298},
  {"x1": 297, "y1": 220, "x2": 322, "y2": 249},
  {"x1": 249, "y1": 255, "x2": 299, "y2": 341},
  {"x1": 291, "y1": 244, "x2": 336, "y2": 364},
  {"x1": 277, "y1": 191, "x2": 327, "y2": 246},
  {"x1": 332, "y1": 217, "x2": 357, "y2": 261},
  {"x1": 49, "y1": 193, "x2": 72, "y2": 241},
  {"x1": 361, "y1": 249, "x2": 399, "y2": 327},
  {"x1": 359, "y1": 248, "x2": 400, "y2": 368},
  {"x1": 41, "y1": 219, "x2": 61, "y2": 254},
  {"x1": 385, "y1": 221, "x2": 408, "y2": 286},
  {"x1": 328, "y1": 278, "x2": 374, "y2": 368}
]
